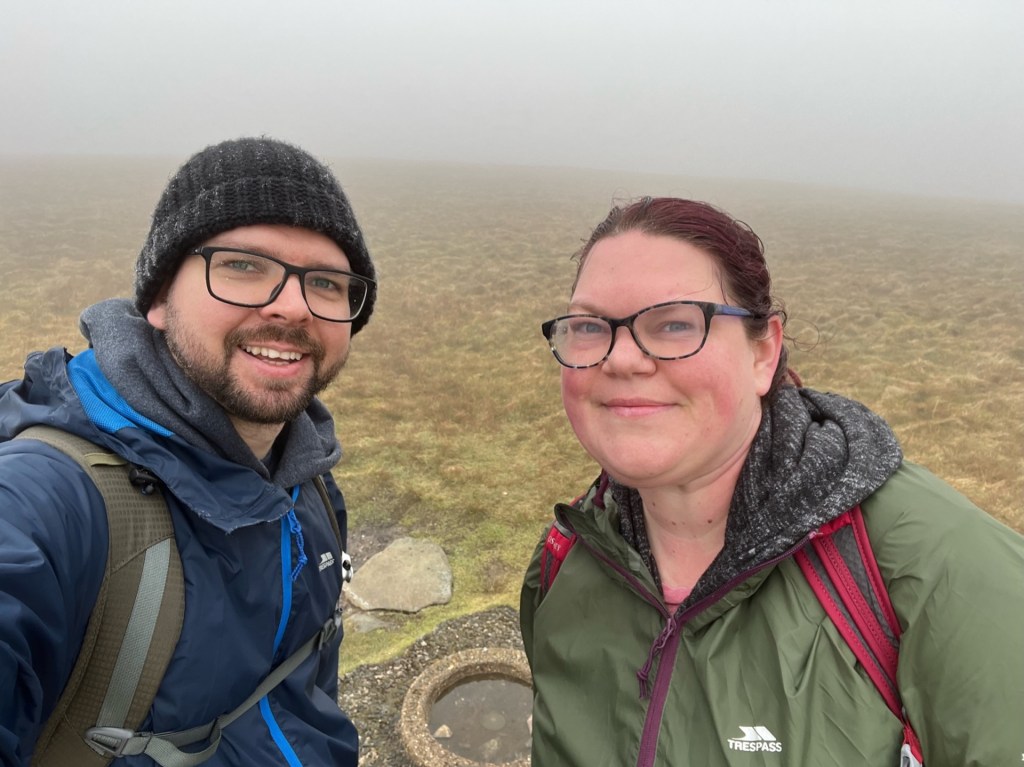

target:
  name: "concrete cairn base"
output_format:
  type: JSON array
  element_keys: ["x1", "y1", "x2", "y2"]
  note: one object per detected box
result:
[{"x1": 399, "y1": 647, "x2": 532, "y2": 767}]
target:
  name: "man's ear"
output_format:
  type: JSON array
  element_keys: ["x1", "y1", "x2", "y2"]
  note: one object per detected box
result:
[
  {"x1": 146, "y1": 284, "x2": 170, "y2": 330},
  {"x1": 752, "y1": 314, "x2": 784, "y2": 398}
]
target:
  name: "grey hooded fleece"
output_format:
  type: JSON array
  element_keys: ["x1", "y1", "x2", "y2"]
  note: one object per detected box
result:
[
  {"x1": 79, "y1": 298, "x2": 341, "y2": 487},
  {"x1": 612, "y1": 385, "x2": 903, "y2": 606}
]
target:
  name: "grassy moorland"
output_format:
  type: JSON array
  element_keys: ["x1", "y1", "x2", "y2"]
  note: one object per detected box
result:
[{"x1": 1, "y1": 156, "x2": 1021, "y2": 673}]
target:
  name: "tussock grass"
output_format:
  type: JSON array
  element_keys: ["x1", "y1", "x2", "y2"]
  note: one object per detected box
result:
[{"x1": 2, "y1": 157, "x2": 1020, "y2": 673}]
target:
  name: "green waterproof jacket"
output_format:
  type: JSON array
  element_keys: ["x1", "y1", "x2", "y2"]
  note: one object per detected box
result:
[{"x1": 521, "y1": 462, "x2": 1024, "y2": 766}]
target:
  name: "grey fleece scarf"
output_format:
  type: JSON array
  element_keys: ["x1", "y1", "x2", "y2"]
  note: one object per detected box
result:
[
  {"x1": 613, "y1": 386, "x2": 903, "y2": 606},
  {"x1": 78, "y1": 298, "x2": 342, "y2": 488}
]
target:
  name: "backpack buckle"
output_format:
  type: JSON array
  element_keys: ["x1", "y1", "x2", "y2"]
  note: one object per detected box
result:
[
  {"x1": 316, "y1": 611, "x2": 343, "y2": 650},
  {"x1": 340, "y1": 550, "x2": 353, "y2": 583},
  {"x1": 84, "y1": 726, "x2": 145, "y2": 757},
  {"x1": 128, "y1": 465, "x2": 160, "y2": 495}
]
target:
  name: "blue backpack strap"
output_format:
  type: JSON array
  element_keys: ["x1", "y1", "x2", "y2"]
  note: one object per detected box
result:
[{"x1": 795, "y1": 505, "x2": 924, "y2": 766}]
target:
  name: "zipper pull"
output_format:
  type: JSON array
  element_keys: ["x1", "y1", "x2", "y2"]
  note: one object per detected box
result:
[{"x1": 636, "y1": 614, "x2": 678, "y2": 699}]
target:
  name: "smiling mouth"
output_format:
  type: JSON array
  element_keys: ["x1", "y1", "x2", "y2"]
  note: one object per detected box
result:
[
  {"x1": 603, "y1": 400, "x2": 673, "y2": 417},
  {"x1": 243, "y1": 345, "x2": 304, "y2": 362},
  {"x1": 604, "y1": 399, "x2": 668, "y2": 408}
]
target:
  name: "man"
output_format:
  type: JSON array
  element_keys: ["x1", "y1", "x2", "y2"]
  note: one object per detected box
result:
[{"x1": 0, "y1": 137, "x2": 374, "y2": 766}]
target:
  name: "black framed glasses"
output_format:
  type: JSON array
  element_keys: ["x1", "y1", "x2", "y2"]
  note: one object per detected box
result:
[
  {"x1": 189, "y1": 247, "x2": 374, "y2": 322},
  {"x1": 541, "y1": 300, "x2": 762, "y2": 368}
]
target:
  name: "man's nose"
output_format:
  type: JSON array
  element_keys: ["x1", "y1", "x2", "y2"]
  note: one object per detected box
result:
[{"x1": 261, "y1": 274, "x2": 312, "y2": 321}]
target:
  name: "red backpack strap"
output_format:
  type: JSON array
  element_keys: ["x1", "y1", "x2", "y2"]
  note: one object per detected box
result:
[
  {"x1": 795, "y1": 506, "x2": 924, "y2": 765},
  {"x1": 538, "y1": 474, "x2": 608, "y2": 597},
  {"x1": 539, "y1": 518, "x2": 576, "y2": 597}
]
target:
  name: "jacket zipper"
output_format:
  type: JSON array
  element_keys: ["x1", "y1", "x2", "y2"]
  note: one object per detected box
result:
[
  {"x1": 260, "y1": 486, "x2": 306, "y2": 767},
  {"x1": 569, "y1": 527, "x2": 817, "y2": 767}
]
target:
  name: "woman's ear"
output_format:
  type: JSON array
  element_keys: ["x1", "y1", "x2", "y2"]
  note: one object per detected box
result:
[{"x1": 752, "y1": 314, "x2": 784, "y2": 397}]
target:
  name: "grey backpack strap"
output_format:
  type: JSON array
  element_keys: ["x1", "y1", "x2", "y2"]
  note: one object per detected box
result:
[
  {"x1": 83, "y1": 473, "x2": 348, "y2": 767},
  {"x1": 21, "y1": 426, "x2": 184, "y2": 767},
  {"x1": 84, "y1": 609, "x2": 342, "y2": 767},
  {"x1": 312, "y1": 473, "x2": 352, "y2": 585}
]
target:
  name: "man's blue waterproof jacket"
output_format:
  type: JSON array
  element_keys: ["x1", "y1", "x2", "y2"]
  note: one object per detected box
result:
[{"x1": 0, "y1": 347, "x2": 358, "y2": 766}]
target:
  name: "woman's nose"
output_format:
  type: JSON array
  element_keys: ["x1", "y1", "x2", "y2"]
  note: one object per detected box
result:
[{"x1": 601, "y1": 325, "x2": 656, "y2": 373}]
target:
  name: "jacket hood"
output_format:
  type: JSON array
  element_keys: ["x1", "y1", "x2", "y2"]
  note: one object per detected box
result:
[
  {"x1": 78, "y1": 298, "x2": 342, "y2": 486},
  {"x1": 0, "y1": 339, "x2": 339, "y2": 533},
  {"x1": 1, "y1": 347, "x2": 100, "y2": 443}
]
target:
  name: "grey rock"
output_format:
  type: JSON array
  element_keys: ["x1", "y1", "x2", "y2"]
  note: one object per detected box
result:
[
  {"x1": 347, "y1": 537, "x2": 453, "y2": 612},
  {"x1": 344, "y1": 610, "x2": 392, "y2": 634}
]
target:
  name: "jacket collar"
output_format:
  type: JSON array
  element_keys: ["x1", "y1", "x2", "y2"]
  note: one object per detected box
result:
[
  {"x1": 570, "y1": 387, "x2": 903, "y2": 611},
  {"x1": 2, "y1": 345, "x2": 303, "y2": 532}
]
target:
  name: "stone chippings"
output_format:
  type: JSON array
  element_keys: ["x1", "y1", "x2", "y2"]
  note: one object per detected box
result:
[{"x1": 337, "y1": 606, "x2": 525, "y2": 767}]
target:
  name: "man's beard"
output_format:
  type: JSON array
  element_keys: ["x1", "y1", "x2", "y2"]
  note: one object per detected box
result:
[{"x1": 162, "y1": 305, "x2": 347, "y2": 425}]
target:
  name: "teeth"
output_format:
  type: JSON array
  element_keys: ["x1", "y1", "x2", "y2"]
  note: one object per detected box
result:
[{"x1": 244, "y1": 346, "x2": 303, "y2": 361}]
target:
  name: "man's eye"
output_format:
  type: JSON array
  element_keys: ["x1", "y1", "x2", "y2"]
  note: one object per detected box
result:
[
  {"x1": 216, "y1": 257, "x2": 267, "y2": 275},
  {"x1": 225, "y1": 260, "x2": 257, "y2": 271},
  {"x1": 310, "y1": 276, "x2": 343, "y2": 292}
]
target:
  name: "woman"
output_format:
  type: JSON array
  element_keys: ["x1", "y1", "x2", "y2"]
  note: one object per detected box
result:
[{"x1": 520, "y1": 197, "x2": 1024, "y2": 766}]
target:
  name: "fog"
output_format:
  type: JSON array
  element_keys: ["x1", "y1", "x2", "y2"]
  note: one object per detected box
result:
[{"x1": 2, "y1": 0, "x2": 1021, "y2": 203}]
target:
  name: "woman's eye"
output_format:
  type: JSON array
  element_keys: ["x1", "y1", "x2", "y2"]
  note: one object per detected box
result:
[
  {"x1": 660, "y1": 321, "x2": 695, "y2": 333},
  {"x1": 569, "y1": 320, "x2": 607, "y2": 336}
]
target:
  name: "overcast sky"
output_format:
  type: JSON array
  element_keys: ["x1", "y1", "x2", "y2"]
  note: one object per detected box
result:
[{"x1": 2, "y1": 1, "x2": 1021, "y2": 203}]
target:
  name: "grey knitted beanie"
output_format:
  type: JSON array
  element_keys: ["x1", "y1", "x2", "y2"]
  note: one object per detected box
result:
[{"x1": 134, "y1": 137, "x2": 376, "y2": 334}]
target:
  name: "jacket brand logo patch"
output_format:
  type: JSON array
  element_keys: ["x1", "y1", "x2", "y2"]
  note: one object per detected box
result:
[
  {"x1": 318, "y1": 551, "x2": 336, "y2": 572},
  {"x1": 727, "y1": 726, "x2": 783, "y2": 753}
]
